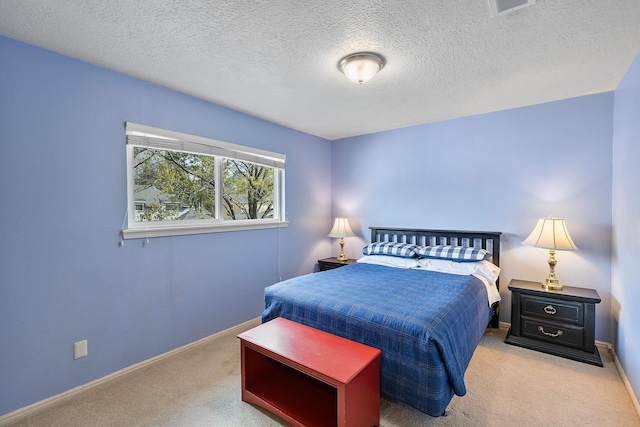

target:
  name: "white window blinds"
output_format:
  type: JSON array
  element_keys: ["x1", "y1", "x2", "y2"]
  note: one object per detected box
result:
[{"x1": 125, "y1": 122, "x2": 285, "y2": 169}]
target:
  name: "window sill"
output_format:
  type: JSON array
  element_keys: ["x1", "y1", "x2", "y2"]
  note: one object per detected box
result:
[{"x1": 122, "y1": 220, "x2": 288, "y2": 240}]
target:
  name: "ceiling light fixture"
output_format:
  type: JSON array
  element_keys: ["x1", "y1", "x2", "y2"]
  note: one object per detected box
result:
[{"x1": 338, "y1": 52, "x2": 386, "y2": 84}]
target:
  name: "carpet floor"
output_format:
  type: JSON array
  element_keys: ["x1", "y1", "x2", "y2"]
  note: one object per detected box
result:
[{"x1": 4, "y1": 324, "x2": 640, "y2": 427}]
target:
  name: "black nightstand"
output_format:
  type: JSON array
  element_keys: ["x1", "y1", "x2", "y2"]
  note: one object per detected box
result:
[
  {"x1": 505, "y1": 279, "x2": 603, "y2": 366},
  {"x1": 317, "y1": 257, "x2": 357, "y2": 271}
]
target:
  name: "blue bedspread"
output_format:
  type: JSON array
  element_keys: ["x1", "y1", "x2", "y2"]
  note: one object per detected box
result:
[{"x1": 262, "y1": 263, "x2": 491, "y2": 416}]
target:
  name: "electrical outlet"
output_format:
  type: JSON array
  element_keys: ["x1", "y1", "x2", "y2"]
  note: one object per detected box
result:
[{"x1": 74, "y1": 339, "x2": 88, "y2": 360}]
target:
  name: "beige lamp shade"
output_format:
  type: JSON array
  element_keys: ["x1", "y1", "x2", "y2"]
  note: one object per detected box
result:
[
  {"x1": 328, "y1": 217, "x2": 356, "y2": 238},
  {"x1": 522, "y1": 217, "x2": 578, "y2": 251}
]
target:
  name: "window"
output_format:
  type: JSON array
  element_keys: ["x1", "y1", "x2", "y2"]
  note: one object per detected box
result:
[{"x1": 122, "y1": 122, "x2": 286, "y2": 239}]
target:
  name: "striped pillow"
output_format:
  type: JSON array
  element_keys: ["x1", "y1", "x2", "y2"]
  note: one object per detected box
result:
[
  {"x1": 362, "y1": 242, "x2": 419, "y2": 259},
  {"x1": 417, "y1": 245, "x2": 491, "y2": 262}
]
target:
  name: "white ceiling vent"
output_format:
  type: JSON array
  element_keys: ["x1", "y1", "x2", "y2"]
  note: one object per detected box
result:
[{"x1": 489, "y1": 0, "x2": 535, "y2": 17}]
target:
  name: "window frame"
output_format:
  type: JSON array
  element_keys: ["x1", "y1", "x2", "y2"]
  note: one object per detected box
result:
[{"x1": 122, "y1": 122, "x2": 287, "y2": 240}]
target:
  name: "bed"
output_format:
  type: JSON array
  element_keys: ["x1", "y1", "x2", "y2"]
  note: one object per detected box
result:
[{"x1": 262, "y1": 227, "x2": 501, "y2": 416}]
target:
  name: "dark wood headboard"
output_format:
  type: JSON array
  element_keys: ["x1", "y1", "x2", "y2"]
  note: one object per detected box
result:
[
  {"x1": 369, "y1": 226, "x2": 501, "y2": 268},
  {"x1": 369, "y1": 226, "x2": 502, "y2": 328}
]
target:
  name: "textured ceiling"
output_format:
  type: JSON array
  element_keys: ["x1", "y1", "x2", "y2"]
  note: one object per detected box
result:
[{"x1": 1, "y1": 0, "x2": 639, "y2": 140}]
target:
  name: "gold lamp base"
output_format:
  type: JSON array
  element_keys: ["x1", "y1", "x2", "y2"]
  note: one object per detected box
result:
[
  {"x1": 542, "y1": 278, "x2": 563, "y2": 291},
  {"x1": 336, "y1": 237, "x2": 348, "y2": 261},
  {"x1": 542, "y1": 249, "x2": 563, "y2": 290}
]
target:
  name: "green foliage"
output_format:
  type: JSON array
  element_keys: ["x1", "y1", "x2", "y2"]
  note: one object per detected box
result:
[
  {"x1": 223, "y1": 160, "x2": 274, "y2": 220},
  {"x1": 133, "y1": 147, "x2": 274, "y2": 222}
]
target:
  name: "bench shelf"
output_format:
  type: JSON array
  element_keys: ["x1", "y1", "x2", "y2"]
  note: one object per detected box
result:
[{"x1": 238, "y1": 317, "x2": 381, "y2": 427}]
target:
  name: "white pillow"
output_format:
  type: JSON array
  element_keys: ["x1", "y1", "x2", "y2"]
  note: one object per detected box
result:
[
  {"x1": 416, "y1": 258, "x2": 499, "y2": 280},
  {"x1": 357, "y1": 255, "x2": 420, "y2": 269}
]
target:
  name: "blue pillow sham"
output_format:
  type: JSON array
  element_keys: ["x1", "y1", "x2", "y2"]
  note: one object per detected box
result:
[
  {"x1": 362, "y1": 242, "x2": 419, "y2": 258},
  {"x1": 416, "y1": 245, "x2": 491, "y2": 262}
]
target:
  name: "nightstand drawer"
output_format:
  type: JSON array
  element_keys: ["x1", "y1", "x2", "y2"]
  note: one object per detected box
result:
[
  {"x1": 319, "y1": 263, "x2": 343, "y2": 271},
  {"x1": 521, "y1": 295, "x2": 583, "y2": 325},
  {"x1": 521, "y1": 317, "x2": 583, "y2": 349},
  {"x1": 317, "y1": 258, "x2": 357, "y2": 272}
]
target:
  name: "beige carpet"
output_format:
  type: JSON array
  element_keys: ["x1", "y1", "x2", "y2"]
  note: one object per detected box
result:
[{"x1": 4, "y1": 325, "x2": 639, "y2": 427}]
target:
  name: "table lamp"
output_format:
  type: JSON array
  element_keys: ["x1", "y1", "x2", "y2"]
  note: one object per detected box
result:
[
  {"x1": 328, "y1": 217, "x2": 356, "y2": 261},
  {"x1": 522, "y1": 216, "x2": 578, "y2": 290}
]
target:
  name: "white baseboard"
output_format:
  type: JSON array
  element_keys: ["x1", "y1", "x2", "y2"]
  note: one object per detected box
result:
[
  {"x1": 0, "y1": 317, "x2": 262, "y2": 426},
  {"x1": 611, "y1": 347, "x2": 640, "y2": 418}
]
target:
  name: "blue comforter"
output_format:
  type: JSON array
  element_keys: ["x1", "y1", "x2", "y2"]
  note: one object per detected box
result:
[{"x1": 262, "y1": 263, "x2": 491, "y2": 416}]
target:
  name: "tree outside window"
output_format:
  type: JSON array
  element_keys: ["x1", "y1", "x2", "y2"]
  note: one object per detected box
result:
[{"x1": 133, "y1": 148, "x2": 275, "y2": 222}]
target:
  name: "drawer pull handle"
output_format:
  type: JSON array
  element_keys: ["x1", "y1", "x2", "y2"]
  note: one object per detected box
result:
[
  {"x1": 538, "y1": 326, "x2": 563, "y2": 338},
  {"x1": 544, "y1": 305, "x2": 557, "y2": 315}
]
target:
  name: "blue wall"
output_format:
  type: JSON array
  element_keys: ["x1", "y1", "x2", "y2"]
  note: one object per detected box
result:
[
  {"x1": 612, "y1": 50, "x2": 640, "y2": 409},
  {"x1": 331, "y1": 94, "x2": 614, "y2": 342},
  {"x1": 0, "y1": 36, "x2": 332, "y2": 415}
]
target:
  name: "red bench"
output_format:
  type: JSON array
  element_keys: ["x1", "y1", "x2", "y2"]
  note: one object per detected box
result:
[{"x1": 238, "y1": 317, "x2": 382, "y2": 427}]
